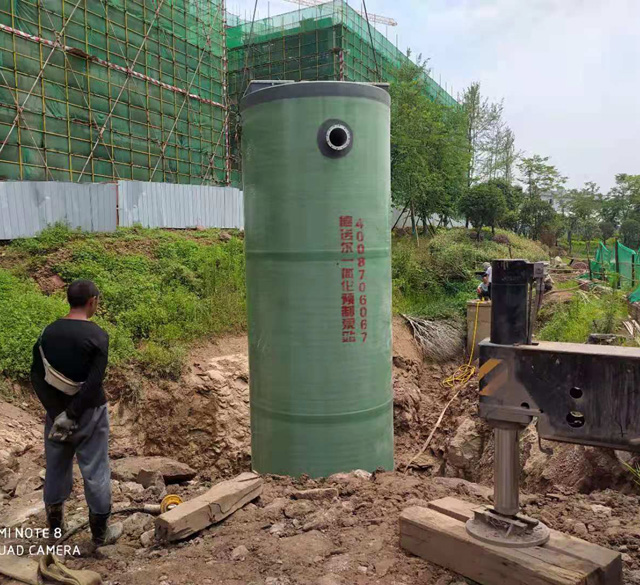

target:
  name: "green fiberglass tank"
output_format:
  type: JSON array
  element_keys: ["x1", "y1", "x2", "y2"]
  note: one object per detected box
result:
[{"x1": 241, "y1": 81, "x2": 393, "y2": 477}]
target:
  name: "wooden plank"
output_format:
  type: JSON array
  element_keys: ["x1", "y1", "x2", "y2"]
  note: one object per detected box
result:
[
  {"x1": 400, "y1": 499, "x2": 621, "y2": 585},
  {"x1": 155, "y1": 472, "x2": 263, "y2": 542},
  {"x1": 427, "y1": 497, "x2": 621, "y2": 584},
  {"x1": 428, "y1": 496, "x2": 477, "y2": 522},
  {"x1": 401, "y1": 509, "x2": 582, "y2": 585},
  {"x1": 0, "y1": 556, "x2": 38, "y2": 585}
]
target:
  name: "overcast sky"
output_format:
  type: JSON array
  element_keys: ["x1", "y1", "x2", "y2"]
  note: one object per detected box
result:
[{"x1": 228, "y1": 0, "x2": 640, "y2": 192}]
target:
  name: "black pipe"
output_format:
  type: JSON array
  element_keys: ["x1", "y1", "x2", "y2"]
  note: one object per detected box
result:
[{"x1": 490, "y1": 259, "x2": 533, "y2": 346}]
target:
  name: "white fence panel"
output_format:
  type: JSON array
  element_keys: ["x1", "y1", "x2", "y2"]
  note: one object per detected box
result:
[
  {"x1": 0, "y1": 181, "x2": 117, "y2": 239},
  {"x1": 118, "y1": 182, "x2": 244, "y2": 229}
]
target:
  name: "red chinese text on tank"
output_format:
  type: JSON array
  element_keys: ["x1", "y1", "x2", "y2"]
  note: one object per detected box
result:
[{"x1": 340, "y1": 216, "x2": 367, "y2": 343}]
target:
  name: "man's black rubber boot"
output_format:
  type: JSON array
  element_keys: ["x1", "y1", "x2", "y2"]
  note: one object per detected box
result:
[
  {"x1": 45, "y1": 503, "x2": 67, "y2": 536},
  {"x1": 89, "y1": 511, "x2": 123, "y2": 547}
]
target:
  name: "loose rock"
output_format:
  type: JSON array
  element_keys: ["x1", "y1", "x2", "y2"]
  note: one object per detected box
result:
[
  {"x1": 573, "y1": 521, "x2": 589, "y2": 538},
  {"x1": 111, "y1": 456, "x2": 196, "y2": 485},
  {"x1": 122, "y1": 512, "x2": 154, "y2": 539},
  {"x1": 231, "y1": 545, "x2": 249, "y2": 560},
  {"x1": 590, "y1": 504, "x2": 612, "y2": 517},
  {"x1": 447, "y1": 418, "x2": 483, "y2": 475},
  {"x1": 284, "y1": 500, "x2": 315, "y2": 519},
  {"x1": 140, "y1": 529, "x2": 155, "y2": 547},
  {"x1": 269, "y1": 522, "x2": 286, "y2": 536},
  {"x1": 292, "y1": 488, "x2": 339, "y2": 502},
  {"x1": 95, "y1": 544, "x2": 137, "y2": 560}
]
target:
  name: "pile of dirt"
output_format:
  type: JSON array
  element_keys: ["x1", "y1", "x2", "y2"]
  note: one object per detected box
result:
[
  {"x1": 108, "y1": 336, "x2": 251, "y2": 479},
  {"x1": 3, "y1": 318, "x2": 640, "y2": 584}
]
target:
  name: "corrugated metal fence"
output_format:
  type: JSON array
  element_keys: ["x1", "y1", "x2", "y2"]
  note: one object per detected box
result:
[
  {"x1": 0, "y1": 182, "x2": 116, "y2": 239},
  {"x1": 118, "y1": 182, "x2": 243, "y2": 229},
  {"x1": 0, "y1": 181, "x2": 244, "y2": 239}
]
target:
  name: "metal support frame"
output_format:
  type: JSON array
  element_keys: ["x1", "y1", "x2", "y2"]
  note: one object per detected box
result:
[{"x1": 470, "y1": 259, "x2": 640, "y2": 548}]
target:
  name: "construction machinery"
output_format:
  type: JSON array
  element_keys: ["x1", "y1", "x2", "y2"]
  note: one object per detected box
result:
[{"x1": 470, "y1": 259, "x2": 640, "y2": 548}]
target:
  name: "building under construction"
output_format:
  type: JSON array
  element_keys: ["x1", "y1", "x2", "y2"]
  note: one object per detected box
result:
[
  {"x1": 0, "y1": 0, "x2": 457, "y2": 187},
  {"x1": 0, "y1": 0, "x2": 227, "y2": 184},
  {"x1": 227, "y1": 2, "x2": 457, "y2": 185},
  {"x1": 227, "y1": 2, "x2": 456, "y2": 105}
]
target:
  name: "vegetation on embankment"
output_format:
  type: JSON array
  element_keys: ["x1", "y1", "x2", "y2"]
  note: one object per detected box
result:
[
  {"x1": 537, "y1": 289, "x2": 629, "y2": 343},
  {"x1": 1, "y1": 224, "x2": 245, "y2": 381},
  {"x1": 0, "y1": 224, "x2": 548, "y2": 386},
  {"x1": 392, "y1": 228, "x2": 548, "y2": 318}
]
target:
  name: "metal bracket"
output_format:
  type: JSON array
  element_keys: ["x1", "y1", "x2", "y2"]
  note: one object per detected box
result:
[{"x1": 466, "y1": 506, "x2": 550, "y2": 548}]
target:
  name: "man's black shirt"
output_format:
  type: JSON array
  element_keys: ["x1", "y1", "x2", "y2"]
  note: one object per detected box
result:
[{"x1": 31, "y1": 319, "x2": 109, "y2": 420}]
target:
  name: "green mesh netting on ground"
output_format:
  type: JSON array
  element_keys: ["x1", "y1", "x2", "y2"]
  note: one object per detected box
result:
[
  {"x1": 618, "y1": 242, "x2": 636, "y2": 286},
  {"x1": 590, "y1": 242, "x2": 613, "y2": 280}
]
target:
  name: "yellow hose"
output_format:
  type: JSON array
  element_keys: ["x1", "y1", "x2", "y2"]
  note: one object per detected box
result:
[{"x1": 442, "y1": 299, "x2": 482, "y2": 388}]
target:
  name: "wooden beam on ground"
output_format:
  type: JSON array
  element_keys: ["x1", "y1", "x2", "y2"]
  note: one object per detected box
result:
[
  {"x1": 155, "y1": 472, "x2": 263, "y2": 542},
  {"x1": 0, "y1": 555, "x2": 38, "y2": 585},
  {"x1": 399, "y1": 497, "x2": 621, "y2": 585}
]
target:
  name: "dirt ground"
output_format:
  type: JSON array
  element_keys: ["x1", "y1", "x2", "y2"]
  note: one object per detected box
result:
[{"x1": 2, "y1": 316, "x2": 640, "y2": 584}]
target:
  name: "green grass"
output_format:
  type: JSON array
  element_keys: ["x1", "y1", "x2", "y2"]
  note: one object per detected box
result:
[
  {"x1": 1, "y1": 224, "x2": 245, "y2": 380},
  {"x1": 0, "y1": 270, "x2": 68, "y2": 378},
  {"x1": 1, "y1": 224, "x2": 550, "y2": 383},
  {"x1": 537, "y1": 289, "x2": 628, "y2": 343},
  {"x1": 558, "y1": 239, "x2": 603, "y2": 258},
  {"x1": 392, "y1": 228, "x2": 549, "y2": 319}
]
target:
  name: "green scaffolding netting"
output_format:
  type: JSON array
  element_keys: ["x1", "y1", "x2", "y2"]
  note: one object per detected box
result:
[
  {"x1": 225, "y1": 0, "x2": 458, "y2": 187},
  {"x1": 227, "y1": 1, "x2": 456, "y2": 105},
  {"x1": 0, "y1": 0, "x2": 227, "y2": 184}
]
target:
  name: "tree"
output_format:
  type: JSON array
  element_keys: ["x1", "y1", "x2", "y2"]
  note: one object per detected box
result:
[
  {"x1": 518, "y1": 155, "x2": 567, "y2": 199},
  {"x1": 458, "y1": 182, "x2": 507, "y2": 237},
  {"x1": 557, "y1": 185, "x2": 599, "y2": 253},
  {"x1": 390, "y1": 56, "x2": 469, "y2": 235},
  {"x1": 602, "y1": 174, "x2": 640, "y2": 225},
  {"x1": 580, "y1": 217, "x2": 599, "y2": 255},
  {"x1": 621, "y1": 219, "x2": 640, "y2": 249},
  {"x1": 519, "y1": 197, "x2": 557, "y2": 240},
  {"x1": 461, "y1": 83, "x2": 503, "y2": 187},
  {"x1": 599, "y1": 221, "x2": 615, "y2": 244},
  {"x1": 496, "y1": 127, "x2": 519, "y2": 184}
]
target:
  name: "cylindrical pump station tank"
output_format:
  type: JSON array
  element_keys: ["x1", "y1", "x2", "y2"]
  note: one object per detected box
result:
[{"x1": 241, "y1": 81, "x2": 393, "y2": 477}]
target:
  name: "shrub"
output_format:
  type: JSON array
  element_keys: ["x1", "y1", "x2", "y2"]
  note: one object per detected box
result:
[
  {"x1": 538, "y1": 290, "x2": 627, "y2": 343},
  {"x1": 492, "y1": 234, "x2": 510, "y2": 245},
  {"x1": 11, "y1": 222, "x2": 81, "y2": 254},
  {"x1": 0, "y1": 229, "x2": 246, "y2": 380},
  {"x1": 427, "y1": 229, "x2": 548, "y2": 283},
  {"x1": 138, "y1": 341, "x2": 186, "y2": 380},
  {"x1": 393, "y1": 228, "x2": 548, "y2": 319},
  {"x1": 0, "y1": 270, "x2": 67, "y2": 378}
]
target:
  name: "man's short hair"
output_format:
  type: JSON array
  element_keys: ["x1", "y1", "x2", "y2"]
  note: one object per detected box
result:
[{"x1": 67, "y1": 279, "x2": 100, "y2": 308}]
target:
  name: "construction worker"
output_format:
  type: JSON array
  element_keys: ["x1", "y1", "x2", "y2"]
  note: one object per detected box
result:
[
  {"x1": 475, "y1": 262, "x2": 492, "y2": 300},
  {"x1": 31, "y1": 279, "x2": 122, "y2": 546},
  {"x1": 477, "y1": 273, "x2": 491, "y2": 300}
]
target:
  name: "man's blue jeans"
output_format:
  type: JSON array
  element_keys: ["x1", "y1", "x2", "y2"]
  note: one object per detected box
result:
[{"x1": 43, "y1": 405, "x2": 112, "y2": 515}]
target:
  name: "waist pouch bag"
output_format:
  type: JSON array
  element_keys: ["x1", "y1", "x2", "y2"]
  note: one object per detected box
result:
[{"x1": 39, "y1": 343, "x2": 82, "y2": 396}]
